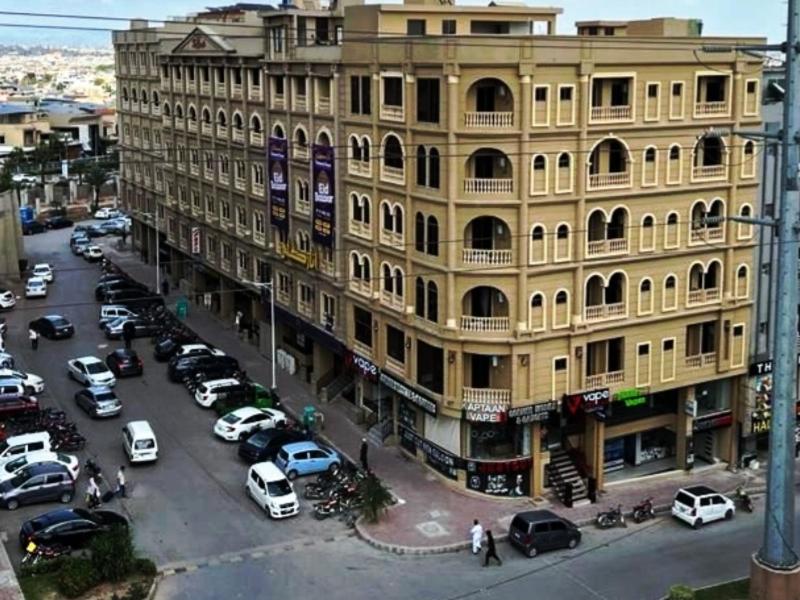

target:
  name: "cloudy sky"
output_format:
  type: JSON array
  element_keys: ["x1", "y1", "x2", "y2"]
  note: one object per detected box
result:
[{"x1": 0, "y1": 0, "x2": 787, "y2": 47}]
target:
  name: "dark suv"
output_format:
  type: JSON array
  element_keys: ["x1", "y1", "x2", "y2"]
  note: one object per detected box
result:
[
  {"x1": 168, "y1": 355, "x2": 240, "y2": 383},
  {"x1": 508, "y1": 510, "x2": 581, "y2": 558},
  {"x1": 238, "y1": 429, "x2": 308, "y2": 463}
]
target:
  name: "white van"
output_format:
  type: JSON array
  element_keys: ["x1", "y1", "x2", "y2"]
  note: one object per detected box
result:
[
  {"x1": 99, "y1": 305, "x2": 137, "y2": 328},
  {"x1": 0, "y1": 432, "x2": 51, "y2": 464},
  {"x1": 246, "y1": 461, "x2": 299, "y2": 519},
  {"x1": 122, "y1": 421, "x2": 158, "y2": 463}
]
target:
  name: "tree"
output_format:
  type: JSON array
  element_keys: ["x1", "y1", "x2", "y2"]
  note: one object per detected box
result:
[
  {"x1": 357, "y1": 473, "x2": 394, "y2": 524},
  {"x1": 71, "y1": 159, "x2": 88, "y2": 185},
  {"x1": 85, "y1": 163, "x2": 110, "y2": 212}
]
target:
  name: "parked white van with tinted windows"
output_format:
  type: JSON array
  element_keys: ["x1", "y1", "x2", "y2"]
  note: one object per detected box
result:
[
  {"x1": 246, "y1": 461, "x2": 299, "y2": 519},
  {"x1": 122, "y1": 421, "x2": 158, "y2": 463},
  {"x1": 0, "y1": 432, "x2": 51, "y2": 464}
]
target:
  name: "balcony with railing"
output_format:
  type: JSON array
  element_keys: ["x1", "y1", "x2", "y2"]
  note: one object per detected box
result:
[
  {"x1": 161, "y1": 114, "x2": 171, "y2": 128},
  {"x1": 695, "y1": 101, "x2": 728, "y2": 116},
  {"x1": 692, "y1": 134, "x2": 727, "y2": 181},
  {"x1": 219, "y1": 172, "x2": 230, "y2": 185},
  {"x1": 461, "y1": 287, "x2": 510, "y2": 334},
  {"x1": 201, "y1": 122, "x2": 212, "y2": 136},
  {"x1": 350, "y1": 278, "x2": 372, "y2": 297},
  {"x1": 380, "y1": 103, "x2": 404, "y2": 122},
  {"x1": 464, "y1": 77, "x2": 515, "y2": 130},
  {"x1": 231, "y1": 82, "x2": 243, "y2": 99},
  {"x1": 586, "y1": 238, "x2": 629, "y2": 257},
  {"x1": 250, "y1": 131, "x2": 264, "y2": 146},
  {"x1": 200, "y1": 81, "x2": 210, "y2": 95},
  {"x1": 379, "y1": 229, "x2": 403, "y2": 248},
  {"x1": 174, "y1": 118, "x2": 185, "y2": 131},
  {"x1": 297, "y1": 199, "x2": 311, "y2": 215},
  {"x1": 585, "y1": 370, "x2": 625, "y2": 388},
  {"x1": 248, "y1": 86, "x2": 262, "y2": 102},
  {"x1": 234, "y1": 177, "x2": 246, "y2": 192},
  {"x1": 460, "y1": 316, "x2": 511, "y2": 332},
  {"x1": 272, "y1": 94, "x2": 285, "y2": 110},
  {"x1": 380, "y1": 289, "x2": 405, "y2": 312},
  {"x1": 186, "y1": 80, "x2": 196, "y2": 93},
  {"x1": 294, "y1": 94, "x2": 308, "y2": 112},
  {"x1": 187, "y1": 119, "x2": 197, "y2": 133},
  {"x1": 190, "y1": 164, "x2": 199, "y2": 176},
  {"x1": 584, "y1": 273, "x2": 627, "y2": 323},
  {"x1": 464, "y1": 149, "x2": 513, "y2": 196},
  {"x1": 217, "y1": 125, "x2": 228, "y2": 139},
  {"x1": 685, "y1": 353, "x2": 717, "y2": 368},
  {"x1": 381, "y1": 164, "x2": 404, "y2": 185},
  {"x1": 349, "y1": 220, "x2": 371, "y2": 239},
  {"x1": 232, "y1": 128, "x2": 245, "y2": 144},
  {"x1": 462, "y1": 216, "x2": 513, "y2": 266},
  {"x1": 587, "y1": 138, "x2": 632, "y2": 191},
  {"x1": 690, "y1": 227, "x2": 725, "y2": 243},
  {"x1": 462, "y1": 387, "x2": 512, "y2": 404},
  {"x1": 589, "y1": 77, "x2": 633, "y2": 123},
  {"x1": 317, "y1": 97, "x2": 331, "y2": 114},
  {"x1": 152, "y1": 105, "x2": 161, "y2": 117},
  {"x1": 687, "y1": 287, "x2": 721, "y2": 305}
]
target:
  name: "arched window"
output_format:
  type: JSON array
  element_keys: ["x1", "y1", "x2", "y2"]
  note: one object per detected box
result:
[
  {"x1": 742, "y1": 140, "x2": 756, "y2": 178},
  {"x1": 233, "y1": 112, "x2": 244, "y2": 130},
  {"x1": 393, "y1": 206, "x2": 403, "y2": 235},
  {"x1": 217, "y1": 109, "x2": 227, "y2": 127},
  {"x1": 362, "y1": 138, "x2": 371, "y2": 162},
  {"x1": 251, "y1": 114, "x2": 262, "y2": 132},
  {"x1": 122, "y1": 87, "x2": 129, "y2": 102},
  {"x1": 131, "y1": 88, "x2": 138, "y2": 102},
  {"x1": 665, "y1": 211, "x2": 680, "y2": 248},
  {"x1": 316, "y1": 130, "x2": 332, "y2": 147},
  {"x1": 553, "y1": 290, "x2": 570, "y2": 328},
  {"x1": 383, "y1": 135, "x2": 404, "y2": 170},
  {"x1": 638, "y1": 278, "x2": 653, "y2": 315},
  {"x1": 531, "y1": 154, "x2": 547, "y2": 195},
  {"x1": 667, "y1": 144, "x2": 682, "y2": 184},
  {"x1": 351, "y1": 136, "x2": 362, "y2": 162},
  {"x1": 383, "y1": 263, "x2": 394, "y2": 294},
  {"x1": 529, "y1": 293, "x2": 545, "y2": 330},
  {"x1": 174, "y1": 103, "x2": 183, "y2": 119},
  {"x1": 394, "y1": 268, "x2": 404, "y2": 299},
  {"x1": 643, "y1": 147, "x2": 658, "y2": 186},
  {"x1": 429, "y1": 148, "x2": 440, "y2": 189},
  {"x1": 416, "y1": 145, "x2": 427, "y2": 187},
  {"x1": 294, "y1": 126, "x2": 308, "y2": 158},
  {"x1": 556, "y1": 152, "x2": 572, "y2": 193},
  {"x1": 738, "y1": 204, "x2": 754, "y2": 239},
  {"x1": 272, "y1": 123, "x2": 285, "y2": 138},
  {"x1": 663, "y1": 274, "x2": 678, "y2": 311},
  {"x1": 415, "y1": 212, "x2": 425, "y2": 252},
  {"x1": 188, "y1": 105, "x2": 197, "y2": 121},
  {"x1": 530, "y1": 224, "x2": 546, "y2": 264},
  {"x1": 736, "y1": 264, "x2": 749, "y2": 299},
  {"x1": 202, "y1": 107, "x2": 211, "y2": 124},
  {"x1": 162, "y1": 101, "x2": 171, "y2": 117},
  {"x1": 426, "y1": 281, "x2": 438, "y2": 322},
  {"x1": 415, "y1": 277, "x2": 425, "y2": 317},
  {"x1": 640, "y1": 214, "x2": 656, "y2": 251},
  {"x1": 427, "y1": 216, "x2": 439, "y2": 256},
  {"x1": 151, "y1": 90, "x2": 160, "y2": 106},
  {"x1": 555, "y1": 223, "x2": 570, "y2": 261}
]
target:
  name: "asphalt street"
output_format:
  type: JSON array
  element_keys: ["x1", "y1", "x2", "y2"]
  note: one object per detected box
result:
[{"x1": 0, "y1": 224, "x2": 348, "y2": 567}]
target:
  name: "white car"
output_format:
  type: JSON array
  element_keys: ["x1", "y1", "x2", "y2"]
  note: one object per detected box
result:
[
  {"x1": 25, "y1": 277, "x2": 47, "y2": 298},
  {"x1": 84, "y1": 245, "x2": 104, "y2": 261},
  {"x1": 0, "y1": 369, "x2": 45, "y2": 394},
  {"x1": 94, "y1": 207, "x2": 120, "y2": 220},
  {"x1": 0, "y1": 289, "x2": 15, "y2": 310},
  {"x1": 0, "y1": 450, "x2": 79, "y2": 482},
  {"x1": 31, "y1": 263, "x2": 54, "y2": 283},
  {"x1": 0, "y1": 353, "x2": 13, "y2": 369},
  {"x1": 213, "y1": 407, "x2": 287, "y2": 442},
  {"x1": 672, "y1": 485, "x2": 736, "y2": 528},
  {"x1": 67, "y1": 356, "x2": 116, "y2": 388},
  {"x1": 246, "y1": 461, "x2": 299, "y2": 519},
  {"x1": 175, "y1": 344, "x2": 225, "y2": 359},
  {"x1": 195, "y1": 378, "x2": 243, "y2": 408}
]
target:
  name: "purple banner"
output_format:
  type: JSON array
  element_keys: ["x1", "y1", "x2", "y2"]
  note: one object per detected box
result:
[
  {"x1": 312, "y1": 144, "x2": 335, "y2": 247},
  {"x1": 268, "y1": 136, "x2": 288, "y2": 230}
]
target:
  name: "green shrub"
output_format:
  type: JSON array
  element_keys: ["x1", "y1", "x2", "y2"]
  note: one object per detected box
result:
[
  {"x1": 90, "y1": 525, "x2": 135, "y2": 582},
  {"x1": 20, "y1": 555, "x2": 67, "y2": 577},
  {"x1": 669, "y1": 585, "x2": 695, "y2": 600},
  {"x1": 56, "y1": 557, "x2": 99, "y2": 598},
  {"x1": 358, "y1": 473, "x2": 393, "y2": 524},
  {"x1": 134, "y1": 557, "x2": 158, "y2": 577}
]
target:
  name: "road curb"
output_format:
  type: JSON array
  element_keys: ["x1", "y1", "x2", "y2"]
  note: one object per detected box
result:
[{"x1": 146, "y1": 574, "x2": 161, "y2": 600}]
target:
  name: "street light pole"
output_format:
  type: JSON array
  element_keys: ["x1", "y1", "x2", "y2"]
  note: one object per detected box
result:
[{"x1": 154, "y1": 208, "x2": 160, "y2": 295}]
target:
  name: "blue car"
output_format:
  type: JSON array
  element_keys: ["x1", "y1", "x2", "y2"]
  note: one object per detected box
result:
[{"x1": 275, "y1": 441, "x2": 340, "y2": 480}]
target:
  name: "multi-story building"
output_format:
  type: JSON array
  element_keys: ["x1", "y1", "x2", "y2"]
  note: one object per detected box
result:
[
  {"x1": 115, "y1": 1, "x2": 763, "y2": 501},
  {"x1": 0, "y1": 103, "x2": 51, "y2": 155}
]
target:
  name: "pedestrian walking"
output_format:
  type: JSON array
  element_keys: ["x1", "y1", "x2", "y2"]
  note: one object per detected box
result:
[
  {"x1": 235, "y1": 310, "x2": 243, "y2": 335},
  {"x1": 161, "y1": 278, "x2": 170, "y2": 297},
  {"x1": 360, "y1": 438, "x2": 369, "y2": 471},
  {"x1": 470, "y1": 519, "x2": 483, "y2": 555},
  {"x1": 483, "y1": 530, "x2": 502, "y2": 567},
  {"x1": 86, "y1": 477, "x2": 101, "y2": 508},
  {"x1": 116, "y1": 466, "x2": 127, "y2": 498},
  {"x1": 29, "y1": 327, "x2": 39, "y2": 351},
  {"x1": 122, "y1": 320, "x2": 136, "y2": 350}
]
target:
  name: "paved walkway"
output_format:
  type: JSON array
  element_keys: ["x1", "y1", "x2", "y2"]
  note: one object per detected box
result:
[{"x1": 102, "y1": 241, "x2": 776, "y2": 554}]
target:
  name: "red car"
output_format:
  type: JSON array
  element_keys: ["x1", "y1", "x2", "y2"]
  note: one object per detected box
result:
[{"x1": 0, "y1": 395, "x2": 38, "y2": 419}]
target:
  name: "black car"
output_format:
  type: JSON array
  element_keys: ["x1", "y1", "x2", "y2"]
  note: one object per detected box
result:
[
  {"x1": 106, "y1": 349, "x2": 143, "y2": 377},
  {"x1": 96, "y1": 273, "x2": 133, "y2": 287},
  {"x1": 238, "y1": 428, "x2": 308, "y2": 463},
  {"x1": 104, "y1": 289, "x2": 164, "y2": 311},
  {"x1": 19, "y1": 508, "x2": 129, "y2": 550},
  {"x1": 95, "y1": 279, "x2": 148, "y2": 301},
  {"x1": 45, "y1": 216, "x2": 73, "y2": 229},
  {"x1": 22, "y1": 221, "x2": 45, "y2": 235},
  {"x1": 85, "y1": 225, "x2": 107, "y2": 238},
  {"x1": 29, "y1": 315, "x2": 75, "y2": 339},
  {"x1": 168, "y1": 355, "x2": 240, "y2": 383},
  {"x1": 104, "y1": 317, "x2": 160, "y2": 340},
  {"x1": 508, "y1": 510, "x2": 581, "y2": 558}
]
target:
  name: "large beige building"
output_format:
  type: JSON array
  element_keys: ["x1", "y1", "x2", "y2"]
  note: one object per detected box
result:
[{"x1": 114, "y1": 1, "x2": 763, "y2": 501}]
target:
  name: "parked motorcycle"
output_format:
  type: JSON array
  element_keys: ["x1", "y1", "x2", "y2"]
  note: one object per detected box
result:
[
  {"x1": 595, "y1": 504, "x2": 627, "y2": 529},
  {"x1": 632, "y1": 497, "x2": 656, "y2": 523},
  {"x1": 735, "y1": 486, "x2": 754, "y2": 513}
]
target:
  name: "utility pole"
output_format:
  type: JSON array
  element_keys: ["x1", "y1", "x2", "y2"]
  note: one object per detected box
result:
[{"x1": 749, "y1": 0, "x2": 800, "y2": 595}]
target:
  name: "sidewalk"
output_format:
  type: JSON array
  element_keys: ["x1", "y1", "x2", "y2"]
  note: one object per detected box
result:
[{"x1": 101, "y1": 242, "x2": 776, "y2": 554}]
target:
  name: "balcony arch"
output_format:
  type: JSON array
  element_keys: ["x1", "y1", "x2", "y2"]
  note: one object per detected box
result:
[
  {"x1": 151, "y1": 90, "x2": 159, "y2": 106},
  {"x1": 381, "y1": 132, "x2": 405, "y2": 183},
  {"x1": 461, "y1": 286, "x2": 510, "y2": 333},
  {"x1": 380, "y1": 262, "x2": 405, "y2": 310},
  {"x1": 380, "y1": 201, "x2": 404, "y2": 246},
  {"x1": 736, "y1": 264, "x2": 750, "y2": 299},
  {"x1": 162, "y1": 101, "x2": 171, "y2": 117},
  {"x1": 187, "y1": 104, "x2": 197, "y2": 122},
  {"x1": 216, "y1": 108, "x2": 227, "y2": 127},
  {"x1": 586, "y1": 206, "x2": 629, "y2": 257},
  {"x1": 316, "y1": 128, "x2": 332, "y2": 147},
  {"x1": 130, "y1": 88, "x2": 138, "y2": 102},
  {"x1": 233, "y1": 111, "x2": 244, "y2": 130},
  {"x1": 348, "y1": 134, "x2": 371, "y2": 176},
  {"x1": 465, "y1": 77, "x2": 514, "y2": 128},
  {"x1": 174, "y1": 102, "x2": 184, "y2": 119},
  {"x1": 587, "y1": 136, "x2": 632, "y2": 190},
  {"x1": 272, "y1": 122, "x2": 285, "y2": 139},
  {"x1": 584, "y1": 271, "x2": 627, "y2": 322},
  {"x1": 349, "y1": 251, "x2": 372, "y2": 296},
  {"x1": 463, "y1": 216, "x2": 512, "y2": 266},
  {"x1": 293, "y1": 125, "x2": 309, "y2": 159},
  {"x1": 529, "y1": 224, "x2": 547, "y2": 264},
  {"x1": 201, "y1": 107, "x2": 211, "y2": 123},
  {"x1": 687, "y1": 259, "x2": 722, "y2": 305},
  {"x1": 465, "y1": 147, "x2": 512, "y2": 195},
  {"x1": 638, "y1": 277, "x2": 653, "y2": 314},
  {"x1": 529, "y1": 292, "x2": 546, "y2": 331},
  {"x1": 690, "y1": 198, "x2": 726, "y2": 244},
  {"x1": 530, "y1": 154, "x2": 548, "y2": 195},
  {"x1": 692, "y1": 133, "x2": 727, "y2": 180}
]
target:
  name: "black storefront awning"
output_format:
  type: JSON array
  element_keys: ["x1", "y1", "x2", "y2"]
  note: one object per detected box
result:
[{"x1": 272, "y1": 303, "x2": 345, "y2": 355}]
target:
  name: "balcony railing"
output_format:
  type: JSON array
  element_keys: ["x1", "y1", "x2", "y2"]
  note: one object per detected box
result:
[
  {"x1": 152, "y1": 105, "x2": 161, "y2": 117},
  {"x1": 232, "y1": 128, "x2": 245, "y2": 144},
  {"x1": 349, "y1": 161, "x2": 372, "y2": 177},
  {"x1": 253, "y1": 182, "x2": 265, "y2": 197},
  {"x1": 381, "y1": 165, "x2": 405, "y2": 184},
  {"x1": 585, "y1": 370, "x2": 625, "y2": 388},
  {"x1": 298, "y1": 300, "x2": 314, "y2": 318},
  {"x1": 201, "y1": 122, "x2": 212, "y2": 136},
  {"x1": 462, "y1": 387, "x2": 511, "y2": 404},
  {"x1": 217, "y1": 125, "x2": 228, "y2": 139},
  {"x1": 297, "y1": 200, "x2": 311, "y2": 215},
  {"x1": 590, "y1": 105, "x2": 632, "y2": 121},
  {"x1": 349, "y1": 220, "x2": 371, "y2": 238},
  {"x1": 584, "y1": 302, "x2": 626, "y2": 322},
  {"x1": 174, "y1": 119, "x2": 185, "y2": 131},
  {"x1": 317, "y1": 97, "x2": 331, "y2": 114},
  {"x1": 219, "y1": 173, "x2": 230, "y2": 185},
  {"x1": 380, "y1": 104, "x2": 404, "y2": 122},
  {"x1": 160, "y1": 77, "x2": 170, "y2": 91},
  {"x1": 187, "y1": 120, "x2": 197, "y2": 133},
  {"x1": 248, "y1": 86, "x2": 262, "y2": 101},
  {"x1": 204, "y1": 168, "x2": 214, "y2": 181},
  {"x1": 162, "y1": 115, "x2": 171, "y2": 128},
  {"x1": 464, "y1": 112, "x2": 513, "y2": 128},
  {"x1": 294, "y1": 94, "x2": 308, "y2": 112},
  {"x1": 231, "y1": 83, "x2": 242, "y2": 99},
  {"x1": 272, "y1": 94, "x2": 285, "y2": 110},
  {"x1": 234, "y1": 178, "x2": 246, "y2": 192},
  {"x1": 200, "y1": 81, "x2": 210, "y2": 95},
  {"x1": 687, "y1": 288, "x2": 721, "y2": 305},
  {"x1": 350, "y1": 279, "x2": 372, "y2": 297},
  {"x1": 586, "y1": 238, "x2": 629, "y2": 257},
  {"x1": 695, "y1": 101, "x2": 728, "y2": 116},
  {"x1": 464, "y1": 178, "x2": 513, "y2": 194},
  {"x1": 294, "y1": 146, "x2": 309, "y2": 160},
  {"x1": 380, "y1": 230, "x2": 404, "y2": 248},
  {"x1": 587, "y1": 171, "x2": 631, "y2": 190},
  {"x1": 319, "y1": 259, "x2": 335, "y2": 277},
  {"x1": 692, "y1": 164, "x2": 727, "y2": 180},
  {"x1": 690, "y1": 227, "x2": 725, "y2": 243},
  {"x1": 186, "y1": 81, "x2": 196, "y2": 93},
  {"x1": 190, "y1": 164, "x2": 199, "y2": 176},
  {"x1": 215, "y1": 83, "x2": 226, "y2": 98},
  {"x1": 250, "y1": 131, "x2": 264, "y2": 146},
  {"x1": 462, "y1": 248, "x2": 513, "y2": 266},
  {"x1": 460, "y1": 315, "x2": 510, "y2": 332},
  {"x1": 685, "y1": 352, "x2": 717, "y2": 368},
  {"x1": 380, "y1": 290, "x2": 404, "y2": 311}
]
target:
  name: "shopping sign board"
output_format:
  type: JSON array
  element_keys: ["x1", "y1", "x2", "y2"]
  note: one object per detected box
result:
[
  {"x1": 563, "y1": 388, "x2": 610, "y2": 415},
  {"x1": 613, "y1": 387, "x2": 648, "y2": 408},
  {"x1": 191, "y1": 227, "x2": 200, "y2": 254}
]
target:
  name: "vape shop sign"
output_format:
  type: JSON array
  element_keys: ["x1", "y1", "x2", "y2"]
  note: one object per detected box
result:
[
  {"x1": 563, "y1": 388, "x2": 610, "y2": 415},
  {"x1": 463, "y1": 401, "x2": 508, "y2": 423}
]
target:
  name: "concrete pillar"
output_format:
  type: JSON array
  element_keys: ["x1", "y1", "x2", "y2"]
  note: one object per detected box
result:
[
  {"x1": 445, "y1": 74, "x2": 459, "y2": 330},
  {"x1": 219, "y1": 278, "x2": 232, "y2": 318},
  {"x1": 517, "y1": 73, "x2": 532, "y2": 331},
  {"x1": 531, "y1": 421, "x2": 544, "y2": 497},
  {"x1": 584, "y1": 416, "x2": 605, "y2": 490},
  {"x1": 676, "y1": 386, "x2": 695, "y2": 470}
]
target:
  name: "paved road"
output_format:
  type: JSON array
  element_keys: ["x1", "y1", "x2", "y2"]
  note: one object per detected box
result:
[
  {"x1": 156, "y1": 501, "x2": 788, "y2": 600},
  {"x1": 1, "y1": 225, "x2": 347, "y2": 566}
]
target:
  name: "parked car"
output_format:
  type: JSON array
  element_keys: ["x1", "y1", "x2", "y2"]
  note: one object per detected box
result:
[
  {"x1": 213, "y1": 407, "x2": 287, "y2": 442},
  {"x1": 275, "y1": 441, "x2": 340, "y2": 480},
  {"x1": 95, "y1": 279, "x2": 147, "y2": 301},
  {"x1": 31, "y1": 264, "x2": 54, "y2": 283},
  {"x1": 0, "y1": 289, "x2": 16, "y2": 310},
  {"x1": 25, "y1": 278, "x2": 47, "y2": 299},
  {"x1": 0, "y1": 352, "x2": 13, "y2": 368},
  {"x1": 672, "y1": 485, "x2": 735, "y2": 529},
  {"x1": 246, "y1": 461, "x2": 299, "y2": 519},
  {"x1": 19, "y1": 508, "x2": 129, "y2": 550},
  {"x1": 0, "y1": 394, "x2": 38, "y2": 420},
  {"x1": 195, "y1": 378, "x2": 246, "y2": 408},
  {"x1": 508, "y1": 510, "x2": 581, "y2": 558},
  {"x1": 94, "y1": 207, "x2": 120, "y2": 220},
  {"x1": 167, "y1": 354, "x2": 240, "y2": 383},
  {"x1": 22, "y1": 221, "x2": 45, "y2": 235},
  {"x1": 105, "y1": 218, "x2": 129, "y2": 234},
  {"x1": 173, "y1": 343, "x2": 225, "y2": 360},
  {"x1": 97, "y1": 273, "x2": 133, "y2": 286},
  {"x1": 106, "y1": 349, "x2": 143, "y2": 377},
  {"x1": 66, "y1": 356, "x2": 116, "y2": 387},
  {"x1": 83, "y1": 245, "x2": 104, "y2": 262},
  {"x1": 0, "y1": 369, "x2": 45, "y2": 394},
  {"x1": 122, "y1": 421, "x2": 158, "y2": 463},
  {"x1": 44, "y1": 216, "x2": 73, "y2": 230},
  {"x1": 29, "y1": 315, "x2": 75, "y2": 339},
  {"x1": 0, "y1": 451, "x2": 79, "y2": 482},
  {"x1": 71, "y1": 240, "x2": 90, "y2": 256},
  {"x1": 238, "y1": 429, "x2": 308, "y2": 464},
  {"x1": 98, "y1": 305, "x2": 137, "y2": 328},
  {"x1": 0, "y1": 462, "x2": 75, "y2": 510},
  {"x1": 74, "y1": 386, "x2": 122, "y2": 418},
  {"x1": 104, "y1": 289, "x2": 164, "y2": 311},
  {"x1": 85, "y1": 225, "x2": 107, "y2": 238},
  {"x1": 97, "y1": 221, "x2": 121, "y2": 235},
  {"x1": 104, "y1": 317, "x2": 159, "y2": 340},
  {"x1": 156, "y1": 342, "x2": 224, "y2": 365},
  {"x1": 0, "y1": 433, "x2": 51, "y2": 465}
]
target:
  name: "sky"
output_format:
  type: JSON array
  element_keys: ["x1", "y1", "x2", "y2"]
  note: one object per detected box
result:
[{"x1": 0, "y1": 0, "x2": 787, "y2": 48}]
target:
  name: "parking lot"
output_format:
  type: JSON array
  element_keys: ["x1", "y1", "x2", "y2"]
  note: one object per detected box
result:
[{"x1": 1, "y1": 223, "x2": 348, "y2": 568}]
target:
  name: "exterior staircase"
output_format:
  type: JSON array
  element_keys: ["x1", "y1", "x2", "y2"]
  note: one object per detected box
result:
[
  {"x1": 367, "y1": 417, "x2": 394, "y2": 447},
  {"x1": 547, "y1": 449, "x2": 590, "y2": 506}
]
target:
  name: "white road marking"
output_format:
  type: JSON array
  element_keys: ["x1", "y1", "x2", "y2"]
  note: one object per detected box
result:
[{"x1": 97, "y1": 344, "x2": 109, "y2": 349}]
